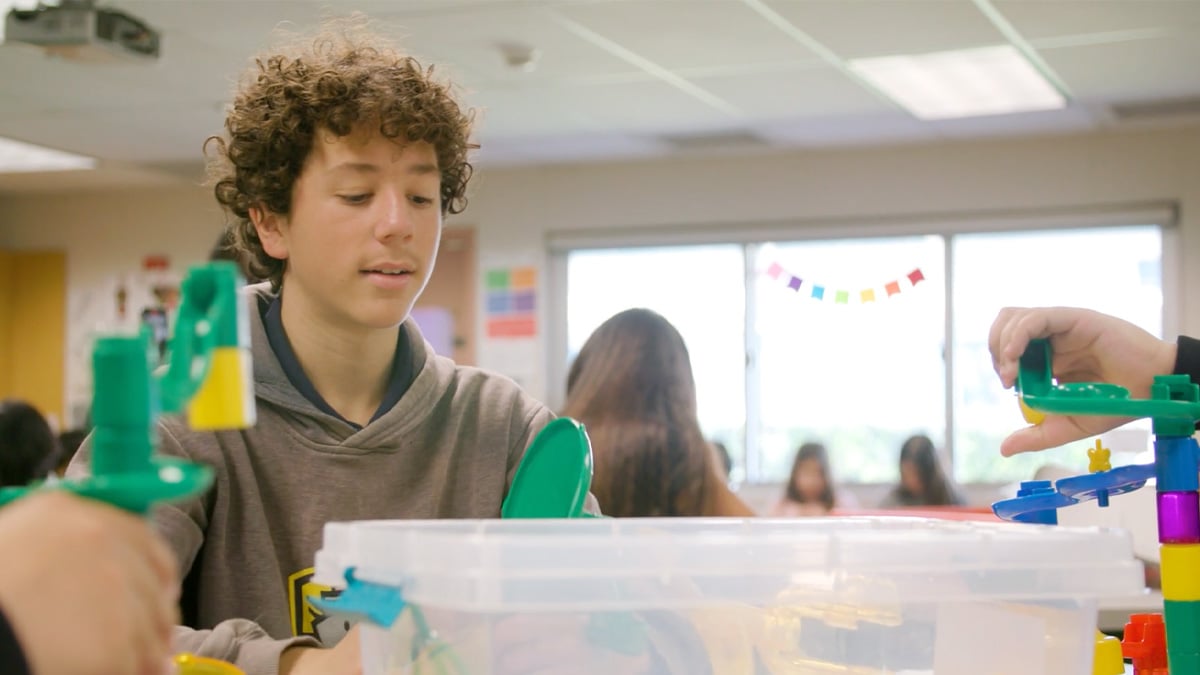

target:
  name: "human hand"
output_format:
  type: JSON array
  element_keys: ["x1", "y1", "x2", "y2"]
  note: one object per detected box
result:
[
  {"x1": 0, "y1": 492, "x2": 179, "y2": 675},
  {"x1": 279, "y1": 625, "x2": 361, "y2": 675},
  {"x1": 988, "y1": 306, "x2": 1175, "y2": 455}
]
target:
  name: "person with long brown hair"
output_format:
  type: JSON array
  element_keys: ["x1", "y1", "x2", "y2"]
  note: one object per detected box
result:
[
  {"x1": 562, "y1": 308, "x2": 754, "y2": 517},
  {"x1": 771, "y1": 442, "x2": 838, "y2": 516},
  {"x1": 880, "y1": 434, "x2": 965, "y2": 507}
]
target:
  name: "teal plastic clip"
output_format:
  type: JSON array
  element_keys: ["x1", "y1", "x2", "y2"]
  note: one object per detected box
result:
[{"x1": 311, "y1": 568, "x2": 407, "y2": 629}]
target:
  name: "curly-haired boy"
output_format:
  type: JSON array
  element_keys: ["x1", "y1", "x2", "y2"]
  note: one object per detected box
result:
[{"x1": 68, "y1": 17, "x2": 585, "y2": 675}]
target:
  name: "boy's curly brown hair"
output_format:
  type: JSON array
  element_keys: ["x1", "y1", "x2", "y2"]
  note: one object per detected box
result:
[{"x1": 205, "y1": 17, "x2": 476, "y2": 290}]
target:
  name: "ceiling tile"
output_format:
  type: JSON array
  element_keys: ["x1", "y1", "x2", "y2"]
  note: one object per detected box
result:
[
  {"x1": 925, "y1": 105, "x2": 1099, "y2": 139},
  {"x1": 756, "y1": 111, "x2": 935, "y2": 148},
  {"x1": 0, "y1": 32, "x2": 242, "y2": 114},
  {"x1": 2, "y1": 0, "x2": 1199, "y2": 176},
  {"x1": 468, "y1": 84, "x2": 600, "y2": 138},
  {"x1": 476, "y1": 131, "x2": 667, "y2": 166},
  {"x1": 118, "y1": 0, "x2": 319, "y2": 34},
  {"x1": 762, "y1": 0, "x2": 1006, "y2": 59},
  {"x1": 1039, "y1": 34, "x2": 1200, "y2": 103},
  {"x1": 547, "y1": 79, "x2": 740, "y2": 135},
  {"x1": 0, "y1": 106, "x2": 224, "y2": 163},
  {"x1": 692, "y1": 63, "x2": 894, "y2": 120},
  {"x1": 994, "y1": 0, "x2": 1200, "y2": 40},
  {"x1": 554, "y1": 0, "x2": 825, "y2": 71},
  {"x1": 366, "y1": 6, "x2": 648, "y2": 85}
]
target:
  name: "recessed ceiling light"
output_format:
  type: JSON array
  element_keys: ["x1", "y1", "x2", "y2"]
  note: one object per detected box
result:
[
  {"x1": 849, "y1": 45, "x2": 1067, "y2": 120},
  {"x1": 0, "y1": 136, "x2": 96, "y2": 173}
]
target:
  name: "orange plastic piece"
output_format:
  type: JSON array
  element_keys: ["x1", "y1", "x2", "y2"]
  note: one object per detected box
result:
[{"x1": 1123, "y1": 613, "x2": 1169, "y2": 675}]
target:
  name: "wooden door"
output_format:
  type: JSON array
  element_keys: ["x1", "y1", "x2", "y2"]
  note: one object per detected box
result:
[
  {"x1": 0, "y1": 250, "x2": 66, "y2": 426},
  {"x1": 412, "y1": 227, "x2": 476, "y2": 365}
]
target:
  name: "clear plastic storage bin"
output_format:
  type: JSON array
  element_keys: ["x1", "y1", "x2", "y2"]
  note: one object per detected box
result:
[{"x1": 313, "y1": 517, "x2": 1144, "y2": 675}]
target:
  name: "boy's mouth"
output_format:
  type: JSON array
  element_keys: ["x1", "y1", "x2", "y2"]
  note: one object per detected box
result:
[
  {"x1": 362, "y1": 269, "x2": 411, "y2": 276},
  {"x1": 360, "y1": 262, "x2": 416, "y2": 276},
  {"x1": 360, "y1": 263, "x2": 417, "y2": 289}
]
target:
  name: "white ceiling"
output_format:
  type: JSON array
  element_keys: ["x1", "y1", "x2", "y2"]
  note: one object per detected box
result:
[{"x1": 2, "y1": 0, "x2": 1200, "y2": 190}]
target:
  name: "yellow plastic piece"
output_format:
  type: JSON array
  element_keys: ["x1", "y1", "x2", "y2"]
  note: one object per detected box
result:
[
  {"x1": 1088, "y1": 439, "x2": 1112, "y2": 473},
  {"x1": 187, "y1": 347, "x2": 255, "y2": 430},
  {"x1": 1161, "y1": 544, "x2": 1200, "y2": 601},
  {"x1": 1092, "y1": 631, "x2": 1124, "y2": 675},
  {"x1": 1019, "y1": 398, "x2": 1046, "y2": 425},
  {"x1": 175, "y1": 653, "x2": 245, "y2": 675}
]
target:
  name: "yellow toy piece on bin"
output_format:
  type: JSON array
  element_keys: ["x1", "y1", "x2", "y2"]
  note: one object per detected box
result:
[
  {"x1": 1092, "y1": 631, "x2": 1123, "y2": 675},
  {"x1": 175, "y1": 653, "x2": 245, "y2": 675}
]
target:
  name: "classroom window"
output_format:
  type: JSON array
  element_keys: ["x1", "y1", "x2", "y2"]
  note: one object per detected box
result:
[
  {"x1": 560, "y1": 223, "x2": 1164, "y2": 484},
  {"x1": 751, "y1": 237, "x2": 946, "y2": 483}
]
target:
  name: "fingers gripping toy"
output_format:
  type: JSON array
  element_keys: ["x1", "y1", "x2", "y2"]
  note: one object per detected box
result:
[
  {"x1": 0, "y1": 262, "x2": 254, "y2": 674},
  {"x1": 993, "y1": 338, "x2": 1200, "y2": 675}
]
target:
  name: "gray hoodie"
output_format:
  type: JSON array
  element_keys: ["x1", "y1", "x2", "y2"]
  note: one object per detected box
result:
[{"x1": 68, "y1": 284, "x2": 555, "y2": 674}]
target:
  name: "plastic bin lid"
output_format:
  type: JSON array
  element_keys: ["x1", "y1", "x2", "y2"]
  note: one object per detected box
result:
[{"x1": 313, "y1": 517, "x2": 1144, "y2": 612}]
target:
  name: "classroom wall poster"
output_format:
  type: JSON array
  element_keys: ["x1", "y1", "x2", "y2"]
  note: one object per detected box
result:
[{"x1": 485, "y1": 266, "x2": 537, "y2": 338}]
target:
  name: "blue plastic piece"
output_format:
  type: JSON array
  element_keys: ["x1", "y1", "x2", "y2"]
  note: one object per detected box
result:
[
  {"x1": 993, "y1": 465, "x2": 1156, "y2": 523},
  {"x1": 1012, "y1": 481, "x2": 1060, "y2": 524},
  {"x1": 993, "y1": 481, "x2": 1075, "y2": 522},
  {"x1": 1156, "y1": 436, "x2": 1200, "y2": 492},
  {"x1": 311, "y1": 568, "x2": 407, "y2": 629},
  {"x1": 1057, "y1": 463, "x2": 1154, "y2": 503}
]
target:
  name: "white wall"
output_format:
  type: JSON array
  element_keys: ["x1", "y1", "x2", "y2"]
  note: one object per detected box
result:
[
  {"x1": 465, "y1": 126, "x2": 1200, "y2": 403},
  {"x1": 4, "y1": 125, "x2": 1200, "y2": 426}
]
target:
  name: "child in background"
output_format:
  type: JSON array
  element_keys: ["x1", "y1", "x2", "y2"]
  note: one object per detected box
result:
[
  {"x1": 68, "y1": 16, "x2": 601, "y2": 675},
  {"x1": 0, "y1": 400, "x2": 61, "y2": 488},
  {"x1": 772, "y1": 442, "x2": 838, "y2": 516},
  {"x1": 563, "y1": 308, "x2": 755, "y2": 517},
  {"x1": 880, "y1": 434, "x2": 965, "y2": 507}
]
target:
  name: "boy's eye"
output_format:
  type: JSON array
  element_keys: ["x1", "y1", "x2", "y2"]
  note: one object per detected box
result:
[
  {"x1": 338, "y1": 193, "x2": 371, "y2": 205},
  {"x1": 410, "y1": 195, "x2": 435, "y2": 206}
]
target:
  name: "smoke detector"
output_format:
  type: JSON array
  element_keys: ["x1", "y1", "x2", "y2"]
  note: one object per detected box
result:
[{"x1": 495, "y1": 41, "x2": 539, "y2": 73}]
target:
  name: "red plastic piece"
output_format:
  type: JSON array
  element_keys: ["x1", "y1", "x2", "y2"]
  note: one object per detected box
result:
[{"x1": 1124, "y1": 613, "x2": 1170, "y2": 674}]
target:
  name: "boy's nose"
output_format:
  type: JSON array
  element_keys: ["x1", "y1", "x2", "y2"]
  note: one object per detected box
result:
[{"x1": 374, "y1": 190, "x2": 413, "y2": 240}]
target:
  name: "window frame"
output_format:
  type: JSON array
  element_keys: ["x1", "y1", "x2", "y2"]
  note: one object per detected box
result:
[{"x1": 547, "y1": 202, "x2": 1180, "y2": 485}]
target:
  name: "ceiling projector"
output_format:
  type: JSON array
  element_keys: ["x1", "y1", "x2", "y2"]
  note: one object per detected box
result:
[{"x1": 4, "y1": 0, "x2": 160, "y2": 63}]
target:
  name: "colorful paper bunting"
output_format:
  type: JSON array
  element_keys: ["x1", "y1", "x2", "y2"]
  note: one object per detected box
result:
[{"x1": 764, "y1": 262, "x2": 926, "y2": 306}]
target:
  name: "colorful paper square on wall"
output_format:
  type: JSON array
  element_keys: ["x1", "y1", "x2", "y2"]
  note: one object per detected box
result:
[{"x1": 485, "y1": 266, "x2": 537, "y2": 338}]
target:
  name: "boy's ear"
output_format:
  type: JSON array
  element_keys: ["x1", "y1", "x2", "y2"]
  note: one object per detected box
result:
[{"x1": 249, "y1": 206, "x2": 289, "y2": 261}]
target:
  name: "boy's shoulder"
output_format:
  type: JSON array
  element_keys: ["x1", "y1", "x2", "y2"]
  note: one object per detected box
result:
[{"x1": 415, "y1": 347, "x2": 550, "y2": 424}]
